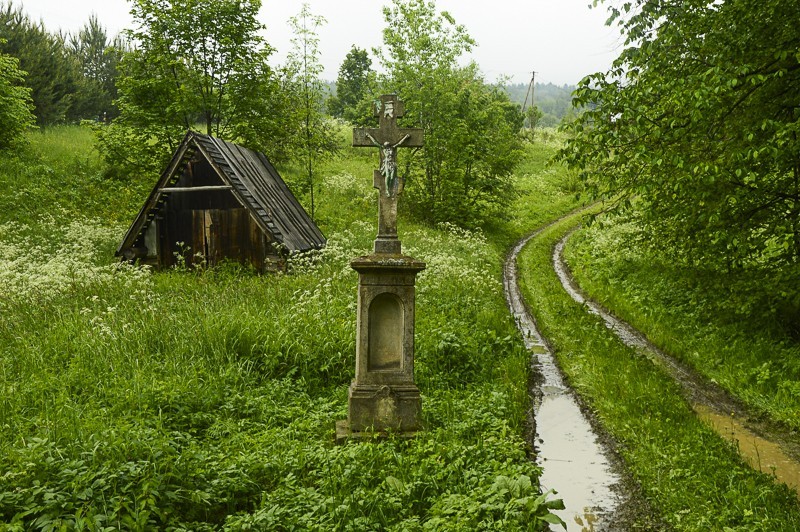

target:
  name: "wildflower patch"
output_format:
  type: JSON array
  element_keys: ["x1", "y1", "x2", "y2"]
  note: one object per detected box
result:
[{"x1": 0, "y1": 216, "x2": 151, "y2": 304}]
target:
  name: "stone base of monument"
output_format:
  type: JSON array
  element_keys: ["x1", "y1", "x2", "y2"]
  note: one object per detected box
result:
[
  {"x1": 336, "y1": 252, "x2": 425, "y2": 444},
  {"x1": 336, "y1": 383, "x2": 422, "y2": 443},
  {"x1": 336, "y1": 383, "x2": 421, "y2": 443},
  {"x1": 347, "y1": 383, "x2": 421, "y2": 432}
]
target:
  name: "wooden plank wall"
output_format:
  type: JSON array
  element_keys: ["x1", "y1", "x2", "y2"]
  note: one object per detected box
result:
[{"x1": 160, "y1": 208, "x2": 278, "y2": 271}]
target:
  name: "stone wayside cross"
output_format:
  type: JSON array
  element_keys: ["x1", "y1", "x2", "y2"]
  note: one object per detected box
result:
[
  {"x1": 353, "y1": 94, "x2": 423, "y2": 255},
  {"x1": 337, "y1": 94, "x2": 426, "y2": 442}
]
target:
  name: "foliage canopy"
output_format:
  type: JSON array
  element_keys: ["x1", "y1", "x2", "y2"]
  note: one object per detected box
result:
[
  {"x1": 327, "y1": 45, "x2": 376, "y2": 125},
  {"x1": 66, "y1": 15, "x2": 124, "y2": 122},
  {"x1": 97, "y1": 0, "x2": 294, "y2": 178},
  {"x1": 0, "y1": 3, "x2": 123, "y2": 124},
  {"x1": 559, "y1": 0, "x2": 800, "y2": 272},
  {"x1": 379, "y1": 0, "x2": 524, "y2": 228},
  {"x1": 0, "y1": 43, "x2": 34, "y2": 148},
  {"x1": 0, "y1": 3, "x2": 78, "y2": 125}
]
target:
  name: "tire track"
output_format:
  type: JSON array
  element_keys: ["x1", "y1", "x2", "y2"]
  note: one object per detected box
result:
[
  {"x1": 553, "y1": 230, "x2": 800, "y2": 499},
  {"x1": 504, "y1": 220, "x2": 629, "y2": 531}
]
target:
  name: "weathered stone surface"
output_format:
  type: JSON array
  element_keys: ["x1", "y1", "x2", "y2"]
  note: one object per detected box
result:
[
  {"x1": 346, "y1": 383, "x2": 421, "y2": 433},
  {"x1": 350, "y1": 256, "x2": 425, "y2": 388},
  {"x1": 337, "y1": 254, "x2": 425, "y2": 442}
]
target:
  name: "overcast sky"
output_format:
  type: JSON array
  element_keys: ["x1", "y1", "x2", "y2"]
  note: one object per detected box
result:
[{"x1": 17, "y1": 0, "x2": 622, "y2": 86}]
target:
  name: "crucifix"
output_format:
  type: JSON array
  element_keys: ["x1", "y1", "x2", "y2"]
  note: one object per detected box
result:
[{"x1": 353, "y1": 94, "x2": 423, "y2": 255}]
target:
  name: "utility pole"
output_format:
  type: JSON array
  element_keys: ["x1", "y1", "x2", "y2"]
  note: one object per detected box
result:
[{"x1": 521, "y1": 70, "x2": 537, "y2": 129}]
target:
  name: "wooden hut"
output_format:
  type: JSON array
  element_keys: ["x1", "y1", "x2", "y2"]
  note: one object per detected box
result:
[{"x1": 117, "y1": 131, "x2": 325, "y2": 270}]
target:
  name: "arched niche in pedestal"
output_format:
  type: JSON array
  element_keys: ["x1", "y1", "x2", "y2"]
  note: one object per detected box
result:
[{"x1": 368, "y1": 292, "x2": 404, "y2": 371}]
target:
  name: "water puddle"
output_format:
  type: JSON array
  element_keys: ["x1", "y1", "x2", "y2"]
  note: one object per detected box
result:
[
  {"x1": 505, "y1": 233, "x2": 622, "y2": 530},
  {"x1": 537, "y1": 392, "x2": 620, "y2": 530},
  {"x1": 695, "y1": 405, "x2": 800, "y2": 496},
  {"x1": 553, "y1": 232, "x2": 800, "y2": 500}
]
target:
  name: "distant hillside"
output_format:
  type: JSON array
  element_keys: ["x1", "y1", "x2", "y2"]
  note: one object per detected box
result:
[
  {"x1": 323, "y1": 80, "x2": 576, "y2": 128},
  {"x1": 504, "y1": 82, "x2": 576, "y2": 127}
]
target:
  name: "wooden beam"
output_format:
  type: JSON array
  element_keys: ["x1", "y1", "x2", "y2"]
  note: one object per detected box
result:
[{"x1": 158, "y1": 185, "x2": 233, "y2": 193}]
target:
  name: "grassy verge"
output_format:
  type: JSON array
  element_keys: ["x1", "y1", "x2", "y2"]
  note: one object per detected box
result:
[
  {"x1": 0, "y1": 126, "x2": 577, "y2": 529},
  {"x1": 516, "y1": 212, "x2": 800, "y2": 530},
  {"x1": 0, "y1": 126, "x2": 152, "y2": 226},
  {"x1": 563, "y1": 215, "x2": 800, "y2": 432}
]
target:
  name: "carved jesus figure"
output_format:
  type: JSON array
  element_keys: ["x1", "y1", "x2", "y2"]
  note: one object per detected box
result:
[{"x1": 366, "y1": 132, "x2": 410, "y2": 197}]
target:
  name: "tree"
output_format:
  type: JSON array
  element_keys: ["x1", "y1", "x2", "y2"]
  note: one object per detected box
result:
[
  {"x1": 0, "y1": 43, "x2": 34, "y2": 148},
  {"x1": 379, "y1": 0, "x2": 523, "y2": 227},
  {"x1": 0, "y1": 2, "x2": 80, "y2": 125},
  {"x1": 1, "y1": 4, "x2": 124, "y2": 124},
  {"x1": 525, "y1": 105, "x2": 543, "y2": 130},
  {"x1": 98, "y1": 0, "x2": 292, "y2": 178},
  {"x1": 285, "y1": 3, "x2": 337, "y2": 220},
  {"x1": 328, "y1": 46, "x2": 376, "y2": 125},
  {"x1": 67, "y1": 15, "x2": 124, "y2": 122},
  {"x1": 558, "y1": 0, "x2": 800, "y2": 272}
]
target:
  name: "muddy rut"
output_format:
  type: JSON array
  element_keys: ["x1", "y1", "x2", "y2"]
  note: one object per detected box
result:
[{"x1": 504, "y1": 220, "x2": 800, "y2": 530}]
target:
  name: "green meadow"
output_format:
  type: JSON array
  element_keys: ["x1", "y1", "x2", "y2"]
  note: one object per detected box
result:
[
  {"x1": 0, "y1": 126, "x2": 576, "y2": 530},
  {"x1": 3, "y1": 126, "x2": 799, "y2": 530}
]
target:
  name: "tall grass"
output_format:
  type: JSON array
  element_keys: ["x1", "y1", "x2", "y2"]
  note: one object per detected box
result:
[
  {"x1": 0, "y1": 126, "x2": 578, "y2": 529},
  {"x1": 0, "y1": 126, "x2": 150, "y2": 228}
]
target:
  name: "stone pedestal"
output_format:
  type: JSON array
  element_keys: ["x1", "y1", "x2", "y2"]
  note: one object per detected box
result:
[{"x1": 336, "y1": 253, "x2": 425, "y2": 442}]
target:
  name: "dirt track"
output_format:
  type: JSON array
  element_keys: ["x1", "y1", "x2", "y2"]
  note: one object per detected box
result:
[
  {"x1": 504, "y1": 214, "x2": 800, "y2": 530},
  {"x1": 504, "y1": 220, "x2": 662, "y2": 531},
  {"x1": 553, "y1": 230, "x2": 800, "y2": 499}
]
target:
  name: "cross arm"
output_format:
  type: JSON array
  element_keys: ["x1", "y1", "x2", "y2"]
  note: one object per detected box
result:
[
  {"x1": 353, "y1": 127, "x2": 423, "y2": 148},
  {"x1": 353, "y1": 128, "x2": 380, "y2": 148}
]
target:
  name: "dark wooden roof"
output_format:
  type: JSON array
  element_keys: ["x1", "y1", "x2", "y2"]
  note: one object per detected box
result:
[{"x1": 117, "y1": 131, "x2": 325, "y2": 256}]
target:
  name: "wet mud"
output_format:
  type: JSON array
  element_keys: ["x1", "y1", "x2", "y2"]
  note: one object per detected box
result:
[
  {"x1": 553, "y1": 232, "x2": 800, "y2": 500},
  {"x1": 695, "y1": 406, "x2": 800, "y2": 493}
]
